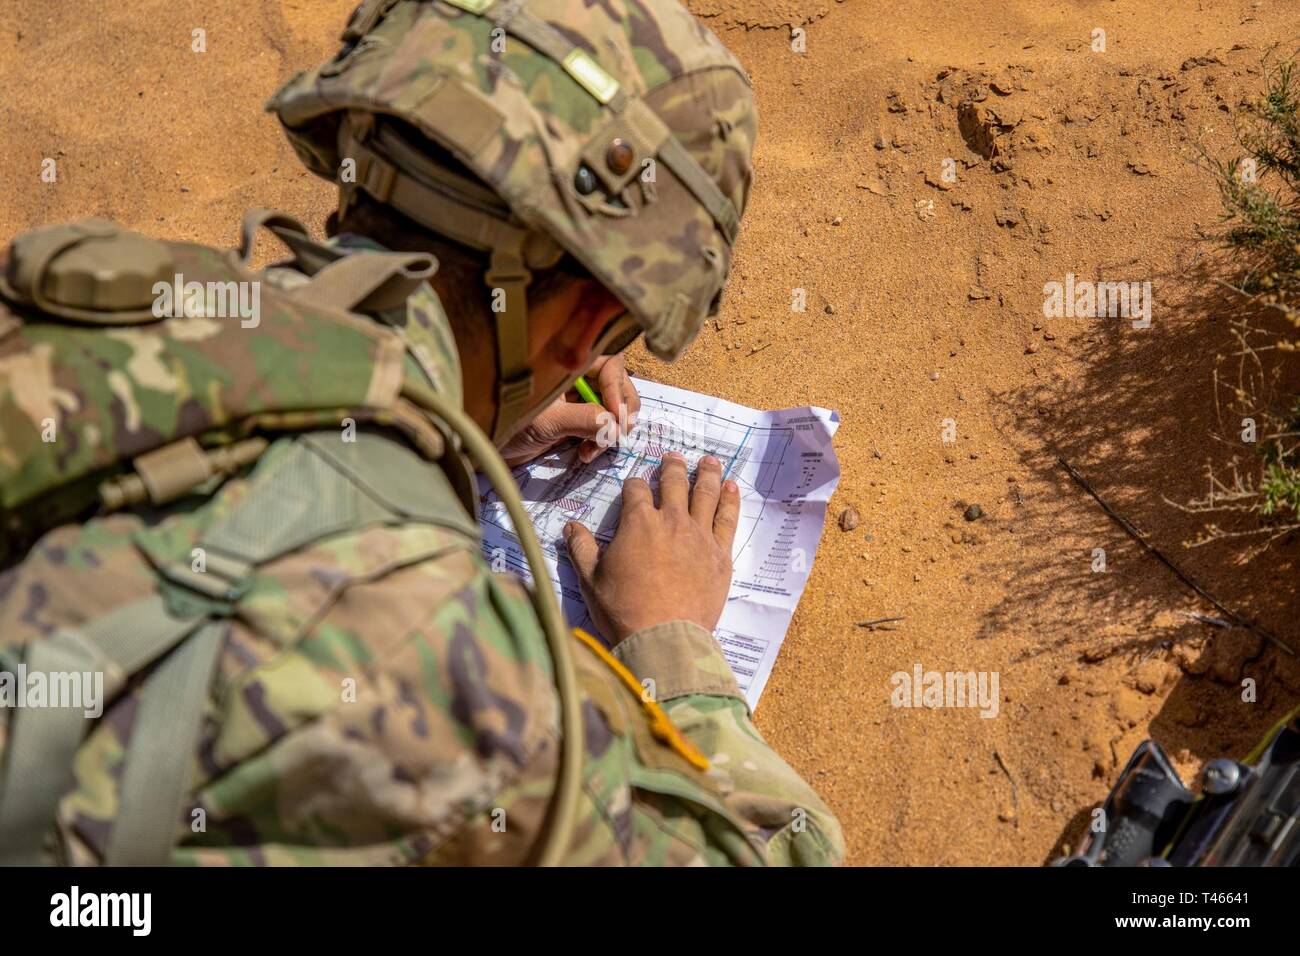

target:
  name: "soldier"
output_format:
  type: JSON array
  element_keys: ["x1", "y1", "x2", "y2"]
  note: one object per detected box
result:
[{"x1": 0, "y1": 0, "x2": 843, "y2": 866}]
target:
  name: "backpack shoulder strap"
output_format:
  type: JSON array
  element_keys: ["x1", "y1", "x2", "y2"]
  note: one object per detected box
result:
[
  {"x1": 0, "y1": 597, "x2": 207, "y2": 865},
  {"x1": 105, "y1": 620, "x2": 227, "y2": 866}
]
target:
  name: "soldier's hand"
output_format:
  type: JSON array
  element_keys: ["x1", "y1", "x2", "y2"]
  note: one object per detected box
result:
[
  {"x1": 563, "y1": 451, "x2": 739, "y2": 643},
  {"x1": 500, "y1": 355, "x2": 641, "y2": 466}
]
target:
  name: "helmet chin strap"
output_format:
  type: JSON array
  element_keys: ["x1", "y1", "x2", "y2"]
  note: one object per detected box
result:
[
  {"x1": 488, "y1": 300, "x2": 644, "y2": 451},
  {"x1": 485, "y1": 235, "x2": 535, "y2": 444}
]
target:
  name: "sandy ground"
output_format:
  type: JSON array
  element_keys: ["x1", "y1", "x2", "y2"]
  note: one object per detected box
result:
[{"x1": 3, "y1": 0, "x2": 1300, "y2": 865}]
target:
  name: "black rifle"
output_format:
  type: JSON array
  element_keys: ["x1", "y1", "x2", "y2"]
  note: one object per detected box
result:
[{"x1": 1058, "y1": 713, "x2": 1299, "y2": 866}]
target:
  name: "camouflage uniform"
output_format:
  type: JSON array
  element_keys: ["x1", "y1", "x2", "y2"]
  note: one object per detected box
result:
[{"x1": 0, "y1": 0, "x2": 844, "y2": 867}]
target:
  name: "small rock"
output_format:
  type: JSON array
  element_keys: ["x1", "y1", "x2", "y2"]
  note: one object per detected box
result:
[
  {"x1": 831, "y1": 215, "x2": 843, "y2": 226},
  {"x1": 823, "y1": 303, "x2": 835, "y2": 315},
  {"x1": 1112, "y1": 686, "x2": 1146, "y2": 727},
  {"x1": 929, "y1": 371, "x2": 940, "y2": 381},
  {"x1": 963, "y1": 503, "x2": 983, "y2": 522},
  {"x1": 1025, "y1": 342, "x2": 1039, "y2": 354},
  {"x1": 997, "y1": 804, "x2": 1017, "y2": 823},
  {"x1": 1134, "y1": 658, "x2": 1170, "y2": 695},
  {"x1": 958, "y1": 101, "x2": 1005, "y2": 159},
  {"x1": 994, "y1": 207, "x2": 1019, "y2": 228},
  {"x1": 924, "y1": 169, "x2": 954, "y2": 191},
  {"x1": 838, "y1": 507, "x2": 861, "y2": 532}
]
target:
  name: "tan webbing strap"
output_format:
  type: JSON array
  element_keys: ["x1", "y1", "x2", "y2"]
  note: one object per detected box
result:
[
  {"x1": 72, "y1": 596, "x2": 208, "y2": 698},
  {"x1": 343, "y1": 0, "x2": 401, "y2": 40},
  {"x1": 293, "y1": 248, "x2": 437, "y2": 314},
  {"x1": 0, "y1": 634, "x2": 97, "y2": 865},
  {"x1": 655, "y1": 135, "x2": 740, "y2": 244},
  {"x1": 346, "y1": 132, "x2": 519, "y2": 257},
  {"x1": 237, "y1": 209, "x2": 312, "y2": 266},
  {"x1": 106, "y1": 621, "x2": 226, "y2": 866},
  {"x1": 238, "y1": 208, "x2": 360, "y2": 280},
  {"x1": 484, "y1": 236, "x2": 533, "y2": 442},
  {"x1": 0, "y1": 596, "x2": 208, "y2": 865}
]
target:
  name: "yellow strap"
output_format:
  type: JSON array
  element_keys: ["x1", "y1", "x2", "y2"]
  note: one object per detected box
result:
[{"x1": 572, "y1": 628, "x2": 709, "y2": 771}]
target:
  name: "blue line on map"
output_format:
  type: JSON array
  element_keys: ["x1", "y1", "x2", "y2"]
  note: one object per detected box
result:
[{"x1": 724, "y1": 426, "x2": 752, "y2": 480}]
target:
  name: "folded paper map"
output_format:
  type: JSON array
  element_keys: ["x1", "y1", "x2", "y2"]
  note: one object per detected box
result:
[{"x1": 479, "y1": 378, "x2": 841, "y2": 708}]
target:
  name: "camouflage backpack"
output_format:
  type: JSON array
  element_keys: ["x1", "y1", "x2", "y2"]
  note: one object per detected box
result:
[{"x1": 0, "y1": 211, "x2": 586, "y2": 865}]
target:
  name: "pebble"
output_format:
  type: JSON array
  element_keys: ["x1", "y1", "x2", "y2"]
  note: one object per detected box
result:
[
  {"x1": 838, "y1": 507, "x2": 861, "y2": 532},
  {"x1": 963, "y1": 503, "x2": 983, "y2": 521}
]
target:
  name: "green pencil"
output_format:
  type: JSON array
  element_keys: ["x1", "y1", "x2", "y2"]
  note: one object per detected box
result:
[{"x1": 573, "y1": 375, "x2": 601, "y2": 406}]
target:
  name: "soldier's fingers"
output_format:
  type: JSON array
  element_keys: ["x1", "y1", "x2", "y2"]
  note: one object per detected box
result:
[
  {"x1": 621, "y1": 475, "x2": 653, "y2": 513},
  {"x1": 617, "y1": 372, "x2": 640, "y2": 432},
  {"x1": 563, "y1": 521, "x2": 599, "y2": 583},
  {"x1": 592, "y1": 357, "x2": 639, "y2": 436},
  {"x1": 713, "y1": 478, "x2": 740, "y2": 550},
  {"x1": 542, "y1": 401, "x2": 610, "y2": 443},
  {"x1": 690, "y1": 455, "x2": 722, "y2": 525},
  {"x1": 658, "y1": 452, "x2": 689, "y2": 514}
]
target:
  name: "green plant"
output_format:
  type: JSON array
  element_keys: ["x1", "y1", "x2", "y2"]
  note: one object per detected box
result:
[{"x1": 1212, "y1": 53, "x2": 1300, "y2": 526}]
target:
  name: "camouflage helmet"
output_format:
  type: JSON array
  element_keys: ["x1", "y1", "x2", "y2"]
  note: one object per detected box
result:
[{"x1": 267, "y1": 0, "x2": 757, "y2": 435}]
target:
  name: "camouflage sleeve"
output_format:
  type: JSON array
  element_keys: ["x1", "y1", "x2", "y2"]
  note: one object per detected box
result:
[{"x1": 611, "y1": 621, "x2": 845, "y2": 866}]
